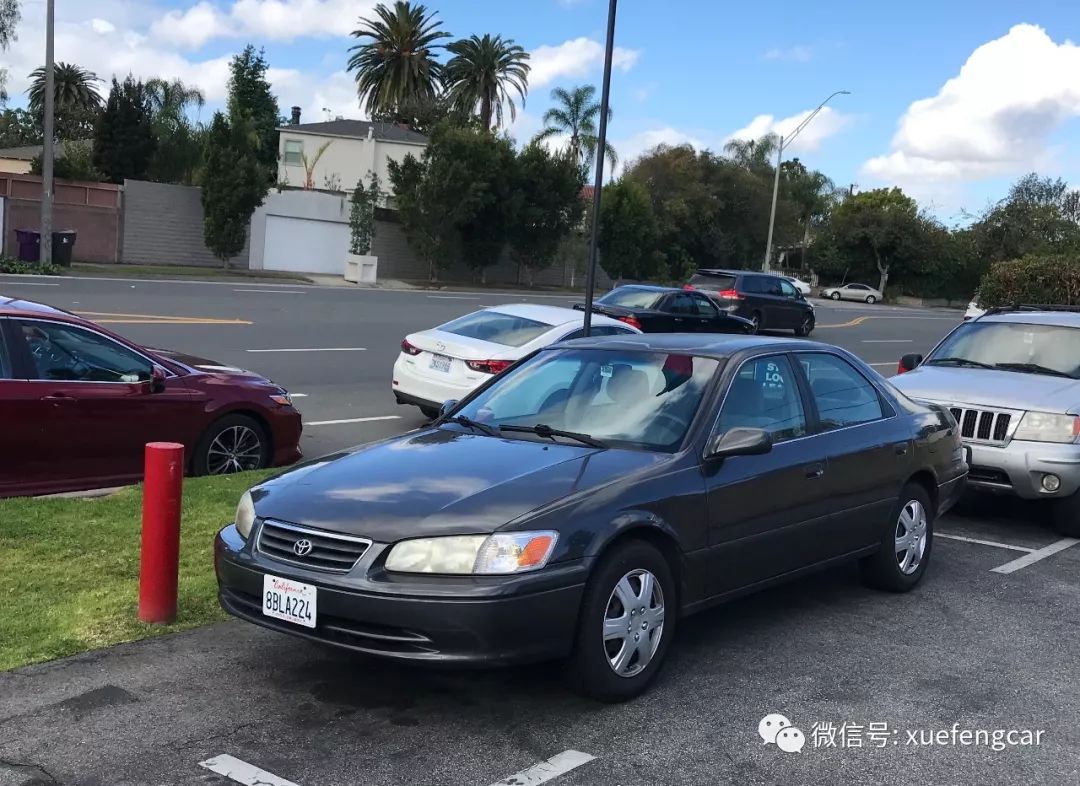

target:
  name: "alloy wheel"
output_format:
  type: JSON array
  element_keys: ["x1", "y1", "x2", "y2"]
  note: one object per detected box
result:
[
  {"x1": 895, "y1": 499, "x2": 929, "y2": 575},
  {"x1": 603, "y1": 569, "x2": 665, "y2": 678},
  {"x1": 831, "y1": 292, "x2": 841, "y2": 300},
  {"x1": 206, "y1": 425, "x2": 263, "y2": 475}
]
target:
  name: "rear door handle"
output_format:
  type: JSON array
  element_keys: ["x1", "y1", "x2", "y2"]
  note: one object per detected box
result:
[
  {"x1": 41, "y1": 393, "x2": 76, "y2": 402},
  {"x1": 804, "y1": 463, "x2": 825, "y2": 479}
]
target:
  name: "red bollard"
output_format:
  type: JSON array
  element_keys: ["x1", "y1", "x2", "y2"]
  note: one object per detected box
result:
[{"x1": 139, "y1": 442, "x2": 185, "y2": 624}]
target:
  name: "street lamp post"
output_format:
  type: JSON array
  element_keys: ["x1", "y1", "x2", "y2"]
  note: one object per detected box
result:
[
  {"x1": 762, "y1": 90, "x2": 849, "y2": 272},
  {"x1": 40, "y1": 0, "x2": 55, "y2": 265}
]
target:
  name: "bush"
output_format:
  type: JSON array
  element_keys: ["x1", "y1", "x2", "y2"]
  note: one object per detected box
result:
[
  {"x1": 0, "y1": 258, "x2": 61, "y2": 275},
  {"x1": 977, "y1": 254, "x2": 1080, "y2": 307}
]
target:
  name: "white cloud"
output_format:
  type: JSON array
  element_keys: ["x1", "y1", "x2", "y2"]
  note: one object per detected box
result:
[
  {"x1": 728, "y1": 106, "x2": 850, "y2": 153},
  {"x1": 529, "y1": 37, "x2": 641, "y2": 88},
  {"x1": 150, "y1": 2, "x2": 229, "y2": 49},
  {"x1": 90, "y1": 19, "x2": 117, "y2": 35},
  {"x1": 763, "y1": 45, "x2": 813, "y2": 63},
  {"x1": 863, "y1": 24, "x2": 1080, "y2": 185}
]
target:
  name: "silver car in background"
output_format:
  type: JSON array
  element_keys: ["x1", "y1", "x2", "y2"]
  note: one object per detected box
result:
[
  {"x1": 890, "y1": 306, "x2": 1080, "y2": 535},
  {"x1": 822, "y1": 283, "x2": 884, "y2": 304}
]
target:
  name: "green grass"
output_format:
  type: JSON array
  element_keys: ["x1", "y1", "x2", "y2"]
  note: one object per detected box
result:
[
  {"x1": 0, "y1": 470, "x2": 275, "y2": 672},
  {"x1": 67, "y1": 262, "x2": 312, "y2": 283}
]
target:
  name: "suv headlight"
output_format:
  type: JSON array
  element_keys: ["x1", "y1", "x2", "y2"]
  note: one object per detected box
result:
[
  {"x1": 235, "y1": 491, "x2": 256, "y2": 539},
  {"x1": 385, "y1": 532, "x2": 559, "y2": 575},
  {"x1": 1013, "y1": 412, "x2": 1080, "y2": 444}
]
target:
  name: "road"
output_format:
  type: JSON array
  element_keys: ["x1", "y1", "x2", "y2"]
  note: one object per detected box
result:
[{"x1": 3, "y1": 274, "x2": 1078, "y2": 786}]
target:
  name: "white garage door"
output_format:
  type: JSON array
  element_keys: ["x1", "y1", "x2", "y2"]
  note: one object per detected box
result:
[{"x1": 262, "y1": 216, "x2": 349, "y2": 274}]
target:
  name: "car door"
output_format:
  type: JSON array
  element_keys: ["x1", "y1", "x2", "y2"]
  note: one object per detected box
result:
[
  {"x1": 664, "y1": 293, "x2": 699, "y2": 332},
  {"x1": 777, "y1": 279, "x2": 806, "y2": 329},
  {"x1": 687, "y1": 292, "x2": 726, "y2": 332},
  {"x1": 703, "y1": 353, "x2": 834, "y2": 596},
  {"x1": 13, "y1": 318, "x2": 198, "y2": 485},
  {"x1": 795, "y1": 351, "x2": 912, "y2": 554},
  {"x1": 0, "y1": 318, "x2": 57, "y2": 495},
  {"x1": 843, "y1": 284, "x2": 866, "y2": 302}
]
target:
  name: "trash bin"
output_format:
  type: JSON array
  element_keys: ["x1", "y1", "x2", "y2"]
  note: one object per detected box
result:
[
  {"x1": 14, "y1": 229, "x2": 40, "y2": 262},
  {"x1": 51, "y1": 230, "x2": 76, "y2": 267}
]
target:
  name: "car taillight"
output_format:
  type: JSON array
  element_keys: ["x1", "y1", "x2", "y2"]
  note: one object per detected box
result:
[
  {"x1": 896, "y1": 362, "x2": 908, "y2": 375},
  {"x1": 718, "y1": 288, "x2": 743, "y2": 300},
  {"x1": 466, "y1": 359, "x2": 513, "y2": 375},
  {"x1": 401, "y1": 338, "x2": 422, "y2": 355},
  {"x1": 616, "y1": 315, "x2": 642, "y2": 329},
  {"x1": 682, "y1": 284, "x2": 695, "y2": 290}
]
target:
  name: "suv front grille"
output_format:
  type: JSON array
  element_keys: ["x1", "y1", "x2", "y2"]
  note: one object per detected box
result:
[
  {"x1": 256, "y1": 520, "x2": 371, "y2": 573},
  {"x1": 946, "y1": 405, "x2": 1015, "y2": 446}
]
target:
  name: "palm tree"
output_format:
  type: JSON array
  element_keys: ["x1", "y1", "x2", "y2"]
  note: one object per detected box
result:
[
  {"x1": 443, "y1": 34, "x2": 529, "y2": 131},
  {"x1": 534, "y1": 85, "x2": 617, "y2": 173},
  {"x1": 144, "y1": 78, "x2": 206, "y2": 185},
  {"x1": 723, "y1": 134, "x2": 779, "y2": 173},
  {"x1": 346, "y1": 1, "x2": 450, "y2": 120},
  {"x1": 27, "y1": 62, "x2": 103, "y2": 118},
  {"x1": 145, "y1": 78, "x2": 205, "y2": 128}
]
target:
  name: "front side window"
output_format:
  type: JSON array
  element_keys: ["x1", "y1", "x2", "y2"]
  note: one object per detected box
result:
[
  {"x1": 691, "y1": 293, "x2": 719, "y2": 317},
  {"x1": 925, "y1": 321, "x2": 1080, "y2": 379},
  {"x1": 283, "y1": 139, "x2": 303, "y2": 166},
  {"x1": 19, "y1": 320, "x2": 153, "y2": 382},
  {"x1": 779, "y1": 280, "x2": 799, "y2": 298},
  {"x1": 798, "y1": 353, "x2": 884, "y2": 430},
  {"x1": 716, "y1": 355, "x2": 807, "y2": 442},
  {"x1": 438, "y1": 311, "x2": 552, "y2": 348},
  {"x1": 668, "y1": 293, "x2": 696, "y2": 315},
  {"x1": 455, "y1": 349, "x2": 720, "y2": 451}
]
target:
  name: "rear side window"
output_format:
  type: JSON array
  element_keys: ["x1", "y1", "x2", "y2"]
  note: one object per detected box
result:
[
  {"x1": 689, "y1": 273, "x2": 736, "y2": 291},
  {"x1": 597, "y1": 288, "x2": 665, "y2": 309},
  {"x1": 438, "y1": 311, "x2": 552, "y2": 347},
  {"x1": 798, "y1": 353, "x2": 885, "y2": 430},
  {"x1": 690, "y1": 293, "x2": 719, "y2": 317}
]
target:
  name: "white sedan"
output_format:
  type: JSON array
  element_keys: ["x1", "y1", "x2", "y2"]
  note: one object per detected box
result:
[
  {"x1": 393, "y1": 303, "x2": 642, "y2": 418},
  {"x1": 821, "y1": 283, "x2": 884, "y2": 304},
  {"x1": 784, "y1": 276, "x2": 812, "y2": 296}
]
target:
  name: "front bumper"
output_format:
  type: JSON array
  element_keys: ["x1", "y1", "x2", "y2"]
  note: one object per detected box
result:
[
  {"x1": 269, "y1": 409, "x2": 303, "y2": 467},
  {"x1": 966, "y1": 440, "x2": 1080, "y2": 500},
  {"x1": 215, "y1": 525, "x2": 586, "y2": 665}
]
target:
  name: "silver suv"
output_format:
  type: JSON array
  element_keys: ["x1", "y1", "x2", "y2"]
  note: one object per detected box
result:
[{"x1": 890, "y1": 306, "x2": 1080, "y2": 535}]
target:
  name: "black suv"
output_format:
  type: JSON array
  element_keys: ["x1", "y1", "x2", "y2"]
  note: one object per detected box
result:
[{"x1": 687, "y1": 269, "x2": 815, "y2": 336}]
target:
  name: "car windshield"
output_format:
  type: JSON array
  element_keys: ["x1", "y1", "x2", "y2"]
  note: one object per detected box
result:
[
  {"x1": 437, "y1": 311, "x2": 552, "y2": 347},
  {"x1": 927, "y1": 321, "x2": 1080, "y2": 379},
  {"x1": 597, "y1": 288, "x2": 665, "y2": 309},
  {"x1": 452, "y1": 348, "x2": 721, "y2": 451}
]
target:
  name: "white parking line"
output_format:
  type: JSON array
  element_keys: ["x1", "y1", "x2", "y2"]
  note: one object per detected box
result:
[
  {"x1": 862, "y1": 339, "x2": 914, "y2": 343},
  {"x1": 0, "y1": 280, "x2": 59, "y2": 285},
  {"x1": 304, "y1": 415, "x2": 402, "y2": 426},
  {"x1": 487, "y1": 750, "x2": 596, "y2": 786},
  {"x1": 199, "y1": 755, "x2": 299, "y2": 786},
  {"x1": 869, "y1": 362, "x2": 896, "y2": 368},
  {"x1": 428, "y1": 295, "x2": 481, "y2": 300},
  {"x1": 234, "y1": 288, "x2": 306, "y2": 294},
  {"x1": 290, "y1": 393, "x2": 309, "y2": 398},
  {"x1": 936, "y1": 533, "x2": 1035, "y2": 552},
  {"x1": 991, "y1": 538, "x2": 1080, "y2": 574},
  {"x1": 245, "y1": 347, "x2": 367, "y2": 353}
]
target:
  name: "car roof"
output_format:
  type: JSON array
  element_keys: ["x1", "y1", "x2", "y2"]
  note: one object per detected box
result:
[
  {"x1": 605, "y1": 283, "x2": 680, "y2": 294},
  {"x1": 556, "y1": 332, "x2": 837, "y2": 358},
  {"x1": 979, "y1": 311, "x2": 1080, "y2": 328},
  {"x1": 481, "y1": 302, "x2": 626, "y2": 328},
  {"x1": 694, "y1": 269, "x2": 755, "y2": 278},
  {"x1": 0, "y1": 295, "x2": 81, "y2": 320}
]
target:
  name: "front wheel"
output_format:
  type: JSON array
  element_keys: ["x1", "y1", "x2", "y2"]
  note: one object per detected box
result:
[
  {"x1": 192, "y1": 414, "x2": 270, "y2": 476},
  {"x1": 830, "y1": 291, "x2": 841, "y2": 300},
  {"x1": 860, "y1": 484, "x2": 934, "y2": 592},
  {"x1": 795, "y1": 314, "x2": 814, "y2": 337},
  {"x1": 565, "y1": 540, "x2": 676, "y2": 702},
  {"x1": 866, "y1": 295, "x2": 877, "y2": 304}
]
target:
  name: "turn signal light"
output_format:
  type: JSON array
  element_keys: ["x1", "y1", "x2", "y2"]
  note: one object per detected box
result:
[
  {"x1": 401, "y1": 338, "x2": 422, "y2": 355},
  {"x1": 466, "y1": 359, "x2": 513, "y2": 375},
  {"x1": 618, "y1": 315, "x2": 642, "y2": 329}
]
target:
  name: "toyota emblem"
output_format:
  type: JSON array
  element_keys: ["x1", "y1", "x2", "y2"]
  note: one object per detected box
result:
[{"x1": 293, "y1": 538, "x2": 313, "y2": 556}]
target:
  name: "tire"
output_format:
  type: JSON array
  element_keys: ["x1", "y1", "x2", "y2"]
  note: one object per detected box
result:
[
  {"x1": 795, "y1": 314, "x2": 814, "y2": 337},
  {"x1": 830, "y1": 291, "x2": 841, "y2": 300},
  {"x1": 192, "y1": 414, "x2": 271, "y2": 476},
  {"x1": 1053, "y1": 492, "x2": 1080, "y2": 537},
  {"x1": 748, "y1": 311, "x2": 762, "y2": 334},
  {"x1": 860, "y1": 483, "x2": 935, "y2": 592},
  {"x1": 419, "y1": 406, "x2": 441, "y2": 420},
  {"x1": 565, "y1": 540, "x2": 677, "y2": 702},
  {"x1": 866, "y1": 295, "x2": 877, "y2": 304}
]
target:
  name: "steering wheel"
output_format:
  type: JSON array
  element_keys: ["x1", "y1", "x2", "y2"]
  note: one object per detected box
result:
[{"x1": 649, "y1": 412, "x2": 691, "y2": 442}]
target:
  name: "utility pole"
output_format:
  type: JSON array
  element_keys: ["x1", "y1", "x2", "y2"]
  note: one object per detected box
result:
[
  {"x1": 581, "y1": 0, "x2": 617, "y2": 337},
  {"x1": 39, "y1": 0, "x2": 55, "y2": 265}
]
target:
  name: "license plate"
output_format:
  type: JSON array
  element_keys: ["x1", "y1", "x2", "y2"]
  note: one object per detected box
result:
[
  {"x1": 430, "y1": 353, "x2": 452, "y2": 373},
  {"x1": 262, "y1": 574, "x2": 317, "y2": 628}
]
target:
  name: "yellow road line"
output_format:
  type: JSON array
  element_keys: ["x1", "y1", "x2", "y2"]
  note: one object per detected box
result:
[
  {"x1": 817, "y1": 315, "x2": 870, "y2": 328},
  {"x1": 76, "y1": 310, "x2": 252, "y2": 325}
]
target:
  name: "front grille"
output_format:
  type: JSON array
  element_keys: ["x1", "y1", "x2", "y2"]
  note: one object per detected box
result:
[
  {"x1": 256, "y1": 520, "x2": 371, "y2": 573},
  {"x1": 947, "y1": 405, "x2": 1014, "y2": 446}
]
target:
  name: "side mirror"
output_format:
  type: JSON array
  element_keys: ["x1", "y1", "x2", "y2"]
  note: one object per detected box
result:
[
  {"x1": 897, "y1": 353, "x2": 924, "y2": 374},
  {"x1": 148, "y1": 366, "x2": 166, "y2": 394},
  {"x1": 439, "y1": 399, "x2": 459, "y2": 418},
  {"x1": 706, "y1": 427, "x2": 773, "y2": 459}
]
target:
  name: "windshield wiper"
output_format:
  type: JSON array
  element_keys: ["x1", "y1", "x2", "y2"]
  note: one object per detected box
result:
[
  {"x1": 498, "y1": 423, "x2": 607, "y2": 448},
  {"x1": 925, "y1": 357, "x2": 995, "y2": 369},
  {"x1": 445, "y1": 415, "x2": 500, "y2": 437},
  {"x1": 994, "y1": 362, "x2": 1077, "y2": 379}
]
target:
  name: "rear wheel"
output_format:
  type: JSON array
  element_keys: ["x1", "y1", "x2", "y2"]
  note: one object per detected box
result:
[
  {"x1": 860, "y1": 484, "x2": 934, "y2": 592},
  {"x1": 193, "y1": 414, "x2": 270, "y2": 476},
  {"x1": 1053, "y1": 492, "x2": 1080, "y2": 537},
  {"x1": 795, "y1": 314, "x2": 814, "y2": 337},
  {"x1": 866, "y1": 295, "x2": 877, "y2": 304},
  {"x1": 565, "y1": 540, "x2": 676, "y2": 702},
  {"x1": 748, "y1": 311, "x2": 762, "y2": 334}
]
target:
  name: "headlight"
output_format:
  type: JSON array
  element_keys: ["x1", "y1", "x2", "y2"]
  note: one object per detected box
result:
[
  {"x1": 269, "y1": 388, "x2": 292, "y2": 406},
  {"x1": 235, "y1": 491, "x2": 256, "y2": 539},
  {"x1": 385, "y1": 531, "x2": 559, "y2": 575},
  {"x1": 1013, "y1": 412, "x2": 1080, "y2": 444}
]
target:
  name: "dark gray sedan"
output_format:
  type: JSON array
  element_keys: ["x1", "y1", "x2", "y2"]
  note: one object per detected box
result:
[{"x1": 216, "y1": 334, "x2": 967, "y2": 701}]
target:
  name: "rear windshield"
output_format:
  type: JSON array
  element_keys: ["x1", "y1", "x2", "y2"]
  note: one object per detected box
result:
[
  {"x1": 438, "y1": 311, "x2": 552, "y2": 347},
  {"x1": 689, "y1": 273, "x2": 736, "y2": 291},
  {"x1": 597, "y1": 288, "x2": 664, "y2": 309}
]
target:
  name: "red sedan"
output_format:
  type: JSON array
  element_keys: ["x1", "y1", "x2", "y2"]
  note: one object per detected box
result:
[{"x1": 0, "y1": 296, "x2": 302, "y2": 497}]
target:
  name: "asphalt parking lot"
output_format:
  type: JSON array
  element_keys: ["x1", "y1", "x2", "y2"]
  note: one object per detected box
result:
[{"x1": 2, "y1": 273, "x2": 1078, "y2": 786}]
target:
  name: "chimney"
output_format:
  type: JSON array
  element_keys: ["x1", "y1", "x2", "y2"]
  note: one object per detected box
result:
[{"x1": 290, "y1": 106, "x2": 301, "y2": 125}]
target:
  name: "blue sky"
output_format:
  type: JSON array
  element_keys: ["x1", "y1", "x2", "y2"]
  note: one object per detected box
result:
[{"x1": 4, "y1": 0, "x2": 1078, "y2": 219}]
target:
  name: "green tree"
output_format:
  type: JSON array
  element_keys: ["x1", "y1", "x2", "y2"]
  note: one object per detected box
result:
[
  {"x1": 201, "y1": 111, "x2": 264, "y2": 268},
  {"x1": 782, "y1": 159, "x2": 840, "y2": 268},
  {"x1": 347, "y1": 1, "x2": 450, "y2": 120},
  {"x1": 598, "y1": 178, "x2": 660, "y2": 282},
  {"x1": 227, "y1": 45, "x2": 280, "y2": 185},
  {"x1": 534, "y1": 85, "x2": 617, "y2": 173},
  {"x1": 371, "y1": 92, "x2": 473, "y2": 134},
  {"x1": 444, "y1": 34, "x2": 530, "y2": 131},
  {"x1": 27, "y1": 62, "x2": 103, "y2": 139},
  {"x1": 458, "y1": 132, "x2": 516, "y2": 282},
  {"x1": 92, "y1": 75, "x2": 156, "y2": 184},
  {"x1": 723, "y1": 134, "x2": 780, "y2": 175},
  {"x1": 349, "y1": 172, "x2": 382, "y2": 254},
  {"x1": 970, "y1": 173, "x2": 1080, "y2": 263},
  {"x1": 0, "y1": 0, "x2": 19, "y2": 106},
  {"x1": 507, "y1": 143, "x2": 584, "y2": 285},
  {"x1": 829, "y1": 187, "x2": 924, "y2": 295},
  {"x1": 31, "y1": 140, "x2": 101, "y2": 181},
  {"x1": 146, "y1": 78, "x2": 206, "y2": 185},
  {"x1": 0, "y1": 107, "x2": 40, "y2": 146}
]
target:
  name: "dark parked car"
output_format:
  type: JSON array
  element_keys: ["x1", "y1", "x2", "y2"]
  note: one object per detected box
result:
[
  {"x1": 687, "y1": 269, "x2": 816, "y2": 336},
  {"x1": 575, "y1": 285, "x2": 754, "y2": 334},
  {"x1": 216, "y1": 334, "x2": 966, "y2": 701},
  {"x1": 0, "y1": 296, "x2": 302, "y2": 497}
]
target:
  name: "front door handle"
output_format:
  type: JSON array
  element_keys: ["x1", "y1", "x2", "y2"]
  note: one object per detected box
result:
[
  {"x1": 804, "y1": 463, "x2": 825, "y2": 479},
  {"x1": 41, "y1": 393, "x2": 76, "y2": 402}
]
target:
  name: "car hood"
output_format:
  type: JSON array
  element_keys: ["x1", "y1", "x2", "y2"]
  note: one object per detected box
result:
[
  {"x1": 891, "y1": 366, "x2": 1080, "y2": 414},
  {"x1": 149, "y1": 347, "x2": 266, "y2": 379},
  {"x1": 250, "y1": 428, "x2": 662, "y2": 542}
]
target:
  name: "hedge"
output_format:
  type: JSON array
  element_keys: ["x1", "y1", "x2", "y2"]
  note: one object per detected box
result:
[
  {"x1": 0, "y1": 258, "x2": 61, "y2": 276},
  {"x1": 977, "y1": 254, "x2": 1080, "y2": 308}
]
